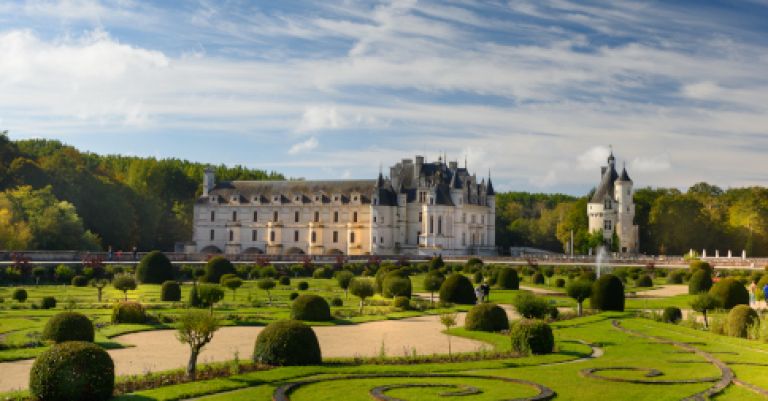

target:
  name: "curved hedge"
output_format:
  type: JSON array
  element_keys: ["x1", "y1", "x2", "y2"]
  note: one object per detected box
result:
[
  {"x1": 465, "y1": 303, "x2": 509, "y2": 332},
  {"x1": 30, "y1": 341, "x2": 114, "y2": 401},
  {"x1": 662, "y1": 307, "x2": 683, "y2": 324},
  {"x1": 136, "y1": 251, "x2": 174, "y2": 284},
  {"x1": 203, "y1": 256, "x2": 235, "y2": 284},
  {"x1": 496, "y1": 268, "x2": 519, "y2": 290},
  {"x1": 590, "y1": 274, "x2": 625, "y2": 312},
  {"x1": 42, "y1": 312, "x2": 95, "y2": 343},
  {"x1": 709, "y1": 277, "x2": 749, "y2": 309},
  {"x1": 161, "y1": 281, "x2": 182, "y2": 302},
  {"x1": 438, "y1": 274, "x2": 476, "y2": 305},
  {"x1": 291, "y1": 295, "x2": 332, "y2": 321},
  {"x1": 253, "y1": 320, "x2": 321, "y2": 366},
  {"x1": 510, "y1": 319, "x2": 554, "y2": 355},
  {"x1": 688, "y1": 270, "x2": 713, "y2": 294},
  {"x1": 111, "y1": 302, "x2": 146, "y2": 324},
  {"x1": 726, "y1": 305, "x2": 759, "y2": 338}
]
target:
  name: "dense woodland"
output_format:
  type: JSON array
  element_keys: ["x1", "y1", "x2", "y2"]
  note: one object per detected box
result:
[{"x1": 1, "y1": 132, "x2": 768, "y2": 256}]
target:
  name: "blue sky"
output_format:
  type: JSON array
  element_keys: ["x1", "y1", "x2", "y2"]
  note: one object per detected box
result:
[{"x1": 1, "y1": 0, "x2": 767, "y2": 195}]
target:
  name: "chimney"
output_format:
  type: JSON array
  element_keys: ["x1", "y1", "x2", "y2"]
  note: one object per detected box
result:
[
  {"x1": 203, "y1": 167, "x2": 215, "y2": 196},
  {"x1": 449, "y1": 161, "x2": 457, "y2": 170},
  {"x1": 414, "y1": 155, "x2": 424, "y2": 178}
]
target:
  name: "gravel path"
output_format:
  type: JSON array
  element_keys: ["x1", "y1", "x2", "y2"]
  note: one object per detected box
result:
[{"x1": 0, "y1": 313, "x2": 489, "y2": 393}]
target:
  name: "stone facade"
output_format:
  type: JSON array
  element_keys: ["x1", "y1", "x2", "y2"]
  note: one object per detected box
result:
[
  {"x1": 191, "y1": 155, "x2": 496, "y2": 256},
  {"x1": 586, "y1": 150, "x2": 639, "y2": 253}
]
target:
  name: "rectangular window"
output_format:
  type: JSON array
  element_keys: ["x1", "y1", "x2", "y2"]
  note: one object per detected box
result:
[
  {"x1": 418, "y1": 212, "x2": 422, "y2": 222},
  {"x1": 333, "y1": 231, "x2": 338, "y2": 243},
  {"x1": 311, "y1": 231, "x2": 316, "y2": 243},
  {"x1": 373, "y1": 216, "x2": 377, "y2": 223},
  {"x1": 438, "y1": 216, "x2": 442, "y2": 235},
  {"x1": 373, "y1": 235, "x2": 377, "y2": 244},
  {"x1": 270, "y1": 231, "x2": 275, "y2": 242},
  {"x1": 252, "y1": 230, "x2": 257, "y2": 241},
  {"x1": 350, "y1": 232, "x2": 355, "y2": 243},
  {"x1": 229, "y1": 230, "x2": 233, "y2": 241},
  {"x1": 380, "y1": 236, "x2": 383, "y2": 244},
  {"x1": 232, "y1": 211, "x2": 237, "y2": 221},
  {"x1": 273, "y1": 211, "x2": 278, "y2": 222},
  {"x1": 481, "y1": 215, "x2": 484, "y2": 224},
  {"x1": 314, "y1": 211, "x2": 319, "y2": 222},
  {"x1": 353, "y1": 211, "x2": 358, "y2": 223},
  {"x1": 210, "y1": 211, "x2": 215, "y2": 221},
  {"x1": 253, "y1": 211, "x2": 258, "y2": 222},
  {"x1": 429, "y1": 216, "x2": 434, "y2": 234},
  {"x1": 210, "y1": 229, "x2": 214, "y2": 240},
  {"x1": 294, "y1": 211, "x2": 300, "y2": 223},
  {"x1": 294, "y1": 230, "x2": 299, "y2": 242},
  {"x1": 333, "y1": 211, "x2": 339, "y2": 223}
]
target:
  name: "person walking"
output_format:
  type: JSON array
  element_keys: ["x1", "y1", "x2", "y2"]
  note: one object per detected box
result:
[{"x1": 481, "y1": 281, "x2": 490, "y2": 302}]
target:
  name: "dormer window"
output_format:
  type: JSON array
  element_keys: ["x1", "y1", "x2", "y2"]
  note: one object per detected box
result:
[
  {"x1": 294, "y1": 196, "x2": 300, "y2": 202},
  {"x1": 210, "y1": 195, "x2": 217, "y2": 202},
  {"x1": 604, "y1": 199, "x2": 612, "y2": 210},
  {"x1": 334, "y1": 196, "x2": 339, "y2": 202},
  {"x1": 314, "y1": 196, "x2": 320, "y2": 202},
  {"x1": 273, "y1": 196, "x2": 279, "y2": 202}
]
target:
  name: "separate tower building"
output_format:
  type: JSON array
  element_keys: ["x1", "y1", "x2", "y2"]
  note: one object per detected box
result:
[{"x1": 587, "y1": 149, "x2": 639, "y2": 253}]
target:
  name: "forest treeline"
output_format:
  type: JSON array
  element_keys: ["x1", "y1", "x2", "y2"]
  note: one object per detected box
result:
[{"x1": 0, "y1": 132, "x2": 283, "y2": 251}]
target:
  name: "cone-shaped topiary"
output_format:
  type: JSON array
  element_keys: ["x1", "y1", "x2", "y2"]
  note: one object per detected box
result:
[
  {"x1": 496, "y1": 268, "x2": 519, "y2": 290},
  {"x1": 30, "y1": 341, "x2": 114, "y2": 401},
  {"x1": 688, "y1": 270, "x2": 713, "y2": 294},
  {"x1": 726, "y1": 304, "x2": 758, "y2": 338},
  {"x1": 253, "y1": 320, "x2": 321, "y2": 366},
  {"x1": 465, "y1": 303, "x2": 509, "y2": 332},
  {"x1": 509, "y1": 319, "x2": 554, "y2": 355},
  {"x1": 590, "y1": 274, "x2": 625, "y2": 312},
  {"x1": 203, "y1": 256, "x2": 235, "y2": 284},
  {"x1": 635, "y1": 275, "x2": 653, "y2": 287},
  {"x1": 689, "y1": 260, "x2": 713, "y2": 275},
  {"x1": 42, "y1": 312, "x2": 94, "y2": 343},
  {"x1": 136, "y1": 251, "x2": 174, "y2": 284},
  {"x1": 439, "y1": 273, "x2": 476, "y2": 305},
  {"x1": 161, "y1": 281, "x2": 182, "y2": 302},
  {"x1": 662, "y1": 307, "x2": 683, "y2": 324},
  {"x1": 291, "y1": 294, "x2": 332, "y2": 321},
  {"x1": 709, "y1": 277, "x2": 749, "y2": 309}
]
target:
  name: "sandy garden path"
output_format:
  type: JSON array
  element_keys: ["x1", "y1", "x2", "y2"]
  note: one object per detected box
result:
[
  {"x1": 0, "y1": 313, "x2": 490, "y2": 393},
  {"x1": 633, "y1": 284, "x2": 688, "y2": 297}
]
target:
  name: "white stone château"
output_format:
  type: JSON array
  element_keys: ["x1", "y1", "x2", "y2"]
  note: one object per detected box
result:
[
  {"x1": 190, "y1": 155, "x2": 496, "y2": 256},
  {"x1": 587, "y1": 150, "x2": 639, "y2": 253}
]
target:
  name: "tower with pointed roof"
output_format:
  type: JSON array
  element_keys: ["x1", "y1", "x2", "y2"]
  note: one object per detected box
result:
[{"x1": 586, "y1": 150, "x2": 639, "y2": 253}]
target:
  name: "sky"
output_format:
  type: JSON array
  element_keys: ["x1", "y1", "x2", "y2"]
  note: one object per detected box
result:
[{"x1": 0, "y1": 0, "x2": 767, "y2": 195}]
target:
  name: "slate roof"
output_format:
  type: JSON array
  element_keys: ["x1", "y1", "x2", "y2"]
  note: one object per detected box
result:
[
  {"x1": 590, "y1": 164, "x2": 619, "y2": 203},
  {"x1": 199, "y1": 179, "x2": 375, "y2": 205}
]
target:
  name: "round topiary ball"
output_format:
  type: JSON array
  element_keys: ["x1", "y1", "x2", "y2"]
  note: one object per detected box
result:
[
  {"x1": 635, "y1": 274, "x2": 653, "y2": 287},
  {"x1": 71, "y1": 275, "x2": 89, "y2": 287},
  {"x1": 465, "y1": 303, "x2": 509, "y2": 332},
  {"x1": 297, "y1": 281, "x2": 309, "y2": 291},
  {"x1": 393, "y1": 296, "x2": 410, "y2": 309},
  {"x1": 253, "y1": 320, "x2": 321, "y2": 366},
  {"x1": 289, "y1": 292, "x2": 299, "y2": 301},
  {"x1": 590, "y1": 274, "x2": 625, "y2": 312},
  {"x1": 161, "y1": 281, "x2": 182, "y2": 302},
  {"x1": 330, "y1": 297, "x2": 343, "y2": 307},
  {"x1": 532, "y1": 272, "x2": 545, "y2": 285},
  {"x1": 555, "y1": 278, "x2": 566, "y2": 288},
  {"x1": 30, "y1": 341, "x2": 114, "y2": 401},
  {"x1": 496, "y1": 268, "x2": 519, "y2": 290},
  {"x1": 40, "y1": 296, "x2": 57, "y2": 310},
  {"x1": 688, "y1": 270, "x2": 713, "y2": 295},
  {"x1": 662, "y1": 307, "x2": 683, "y2": 324},
  {"x1": 709, "y1": 277, "x2": 749, "y2": 309},
  {"x1": 136, "y1": 251, "x2": 174, "y2": 284},
  {"x1": 439, "y1": 274, "x2": 476, "y2": 305},
  {"x1": 111, "y1": 301, "x2": 146, "y2": 324},
  {"x1": 12, "y1": 288, "x2": 27, "y2": 303},
  {"x1": 726, "y1": 305, "x2": 758, "y2": 338},
  {"x1": 510, "y1": 319, "x2": 554, "y2": 355},
  {"x1": 291, "y1": 294, "x2": 332, "y2": 321},
  {"x1": 383, "y1": 273, "x2": 412, "y2": 298},
  {"x1": 279, "y1": 276, "x2": 291, "y2": 286},
  {"x1": 203, "y1": 256, "x2": 235, "y2": 284},
  {"x1": 42, "y1": 312, "x2": 95, "y2": 343}
]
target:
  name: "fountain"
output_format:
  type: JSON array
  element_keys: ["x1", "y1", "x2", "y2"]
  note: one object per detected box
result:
[{"x1": 595, "y1": 245, "x2": 608, "y2": 279}]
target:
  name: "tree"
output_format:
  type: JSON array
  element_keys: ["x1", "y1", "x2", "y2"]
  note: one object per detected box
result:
[
  {"x1": 113, "y1": 275, "x2": 137, "y2": 301},
  {"x1": 423, "y1": 272, "x2": 444, "y2": 306},
  {"x1": 32, "y1": 266, "x2": 46, "y2": 286},
  {"x1": 349, "y1": 278, "x2": 374, "y2": 314},
  {"x1": 220, "y1": 274, "x2": 243, "y2": 301},
  {"x1": 439, "y1": 312, "x2": 458, "y2": 360},
  {"x1": 54, "y1": 264, "x2": 74, "y2": 285},
  {"x1": 566, "y1": 279, "x2": 592, "y2": 316},
  {"x1": 691, "y1": 293, "x2": 721, "y2": 328},
  {"x1": 197, "y1": 284, "x2": 225, "y2": 314},
  {"x1": 92, "y1": 279, "x2": 109, "y2": 302},
  {"x1": 335, "y1": 271, "x2": 354, "y2": 299},
  {"x1": 257, "y1": 278, "x2": 276, "y2": 305},
  {"x1": 176, "y1": 310, "x2": 219, "y2": 380}
]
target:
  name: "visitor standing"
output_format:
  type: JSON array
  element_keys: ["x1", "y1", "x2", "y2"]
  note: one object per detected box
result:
[
  {"x1": 474, "y1": 285, "x2": 484, "y2": 304},
  {"x1": 750, "y1": 280, "x2": 758, "y2": 306},
  {"x1": 107, "y1": 246, "x2": 113, "y2": 261},
  {"x1": 481, "y1": 282, "x2": 490, "y2": 302},
  {"x1": 132, "y1": 246, "x2": 138, "y2": 261},
  {"x1": 762, "y1": 282, "x2": 768, "y2": 308}
]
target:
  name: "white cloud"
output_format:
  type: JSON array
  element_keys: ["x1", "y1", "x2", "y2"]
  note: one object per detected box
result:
[
  {"x1": 577, "y1": 146, "x2": 611, "y2": 171},
  {"x1": 288, "y1": 136, "x2": 319, "y2": 155},
  {"x1": 296, "y1": 106, "x2": 344, "y2": 132},
  {"x1": 682, "y1": 81, "x2": 722, "y2": 99},
  {"x1": 630, "y1": 155, "x2": 671, "y2": 173}
]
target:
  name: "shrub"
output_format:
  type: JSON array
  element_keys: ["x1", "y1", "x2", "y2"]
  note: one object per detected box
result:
[
  {"x1": 465, "y1": 303, "x2": 509, "y2": 332},
  {"x1": 532, "y1": 272, "x2": 545, "y2": 285},
  {"x1": 312, "y1": 267, "x2": 330, "y2": 279},
  {"x1": 662, "y1": 307, "x2": 683, "y2": 324},
  {"x1": 580, "y1": 271, "x2": 597, "y2": 282},
  {"x1": 111, "y1": 302, "x2": 146, "y2": 324},
  {"x1": 726, "y1": 305, "x2": 759, "y2": 338},
  {"x1": 297, "y1": 281, "x2": 309, "y2": 291},
  {"x1": 136, "y1": 251, "x2": 174, "y2": 284},
  {"x1": 439, "y1": 274, "x2": 476, "y2": 305},
  {"x1": 510, "y1": 319, "x2": 554, "y2": 355},
  {"x1": 40, "y1": 296, "x2": 57, "y2": 309},
  {"x1": 42, "y1": 312, "x2": 94, "y2": 343},
  {"x1": 495, "y1": 268, "x2": 519, "y2": 290},
  {"x1": 667, "y1": 271, "x2": 685, "y2": 284},
  {"x1": 71, "y1": 275, "x2": 89, "y2": 287},
  {"x1": 512, "y1": 292, "x2": 552, "y2": 319},
  {"x1": 12, "y1": 288, "x2": 27, "y2": 303},
  {"x1": 555, "y1": 278, "x2": 566, "y2": 288},
  {"x1": 259, "y1": 265, "x2": 278, "y2": 278},
  {"x1": 350, "y1": 278, "x2": 375, "y2": 313},
  {"x1": 383, "y1": 273, "x2": 412, "y2": 298},
  {"x1": 590, "y1": 274, "x2": 625, "y2": 312},
  {"x1": 330, "y1": 297, "x2": 343, "y2": 307},
  {"x1": 253, "y1": 320, "x2": 321, "y2": 366},
  {"x1": 197, "y1": 284, "x2": 225, "y2": 310},
  {"x1": 289, "y1": 292, "x2": 299, "y2": 301},
  {"x1": 709, "y1": 277, "x2": 749, "y2": 309},
  {"x1": 291, "y1": 294, "x2": 332, "y2": 321},
  {"x1": 30, "y1": 341, "x2": 114, "y2": 401},
  {"x1": 161, "y1": 281, "x2": 182, "y2": 302},
  {"x1": 566, "y1": 279, "x2": 593, "y2": 316},
  {"x1": 113, "y1": 274, "x2": 137, "y2": 301},
  {"x1": 688, "y1": 270, "x2": 713, "y2": 294},
  {"x1": 393, "y1": 296, "x2": 410, "y2": 309},
  {"x1": 635, "y1": 274, "x2": 653, "y2": 287},
  {"x1": 279, "y1": 276, "x2": 291, "y2": 286},
  {"x1": 203, "y1": 256, "x2": 235, "y2": 283},
  {"x1": 473, "y1": 271, "x2": 484, "y2": 284},
  {"x1": 428, "y1": 255, "x2": 445, "y2": 271},
  {"x1": 690, "y1": 260, "x2": 713, "y2": 275}
]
